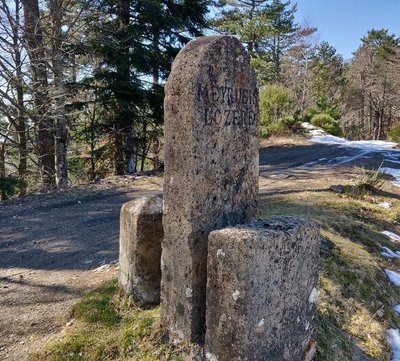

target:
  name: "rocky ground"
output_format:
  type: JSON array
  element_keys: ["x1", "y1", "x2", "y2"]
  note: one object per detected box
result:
[{"x1": 1, "y1": 136, "x2": 399, "y2": 361}]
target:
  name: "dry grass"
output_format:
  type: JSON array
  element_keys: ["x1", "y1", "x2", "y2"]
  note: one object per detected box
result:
[{"x1": 259, "y1": 166, "x2": 400, "y2": 360}]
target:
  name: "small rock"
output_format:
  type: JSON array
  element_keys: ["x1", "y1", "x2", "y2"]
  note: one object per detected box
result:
[{"x1": 320, "y1": 236, "x2": 334, "y2": 254}]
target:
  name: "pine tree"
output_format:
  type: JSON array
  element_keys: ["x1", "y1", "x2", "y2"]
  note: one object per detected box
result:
[
  {"x1": 214, "y1": 0, "x2": 298, "y2": 82},
  {"x1": 310, "y1": 41, "x2": 344, "y2": 119},
  {"x1": 80, "y1": 0, "x2": 210, "y2": 174}
]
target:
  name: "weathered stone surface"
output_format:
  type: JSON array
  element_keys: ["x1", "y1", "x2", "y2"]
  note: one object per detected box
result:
[
  {"x1": 205, "y1": 216, "x2": 320, "y2": 361},
  {"x1": 161, "y1": 35, "x2": 259, "y2": 343},
  {"x1": 118, "y1": 196, "x2": 163, "y2": 304}
]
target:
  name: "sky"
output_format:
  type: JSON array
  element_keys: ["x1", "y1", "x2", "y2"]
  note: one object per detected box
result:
[{"x1": 295, "y1": 0, "x2": 400, "y2": 60}]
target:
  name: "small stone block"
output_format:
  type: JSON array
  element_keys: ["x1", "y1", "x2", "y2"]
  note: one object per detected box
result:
[
  {"x1": 205, "y1": 216, "x2": 320, "y2": 361},
  {"x1": 118, "y1": 196, "x2": 163, "y2": 304}
]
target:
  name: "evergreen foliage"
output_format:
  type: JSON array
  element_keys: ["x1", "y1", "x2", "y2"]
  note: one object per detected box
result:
[
  {"x1": 310, "y1": 113, "x2": 341, "y2": 136},
  {"x1": 1, "y1": 2, "x2": 400, "y2": 194}
]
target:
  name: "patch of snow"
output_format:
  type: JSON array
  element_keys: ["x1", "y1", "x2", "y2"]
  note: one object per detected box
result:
[
  {"x1": 206, "y1": 352, "x2": 219, "y2": 361},
  {"x1": 232, "y1": 290, "x2": 240, "y2": 301},
  {"x1": 217, "y1": 249, "x2": 226, "y2": 258},
  {"x1": 301, "y1": 122, "x2": 317, "y2": 130},
  {"x1": 93, "y1": 264, "x2": 110, "y2": 272},
  {"x1": 394, "y1": 305, "x2": 400, "y2": 315},
  {"x1": 378, "y1": 202, "x2": 392, "y2": 209},
  {"x1": 382, "y1": 231, "x2": 400, "y2": 243},
  {"x1": 185, "y1": 288, "x2": 193, "y2": 298},
  {"x1": 301, "y1": 123, "x2": 400, "y2": 182},
  {"x1": 92, "y1": 259, "x2": 119, "y2": 272},
  {"x1": 387, "y1": 329, "x2": 400, "y2": 361},
  {"x1": 308, "y1": 129, "x2": 398, "y2": 150},
  {"x1": 385, "y1": 269, "x2": 400, "y2": 286},
  {"x1": 381, "y1": 247, "x2": 400, "y2": 259},
  {"x1": 381, "y1": 167, "x2": 400, "y2": 187},
  {"x1": 304, "y1": 158, "x2": 328, "y2": 166},
  {"x1": 308, "y1": 287, "x2": 318, "y2": 304}
]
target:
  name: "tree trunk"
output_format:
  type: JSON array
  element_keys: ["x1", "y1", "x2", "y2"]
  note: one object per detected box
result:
[
  {"x1": 373, "y1": 110, "x2": 380, "y2": 140},
  {"x1": 377, "y1": 109, "x2": 384, "y2": 140},
  {"x1": 13, "y1": 0, "x2": 27, "y2": 195},
  {"x1": 89, "y1": 109, "x2": 96, "y2": 180},
  {"x1": 22, "y1": 0, "x2": 55, "y2": 190},
  {"x1": 140, "y1": 119, "x2": 147, "y2": 172},
  {"x1": 50, "y1": 0, "x2": 68, "y2": 188},
  {"x1": 360, "y1": 74, "x2": 365, "y2": 137},
  {"x1": 0, "y1": 143, "x2": 6, "y2": 200},
  {"x1": 114, "y1": 132, "x2": 125, "y2": 175},
  {"x1": 126, "y1": 128, "x2": 136, "y2": 174},
  {"x1": 113, "y1": 0, "x2": 131, "y2": 175},
  {"x1": 369, "y1": 98, "x2": 373, "y2": 139}
]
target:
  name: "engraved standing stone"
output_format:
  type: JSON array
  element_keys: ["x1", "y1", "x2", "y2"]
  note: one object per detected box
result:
[
  {"x1": 118, "y1": 196, "x2": 163, "y2": 304},
  {"x1": 161, "y1": 35, "x2": 259, "y2": 343},
  {"x1": 205, "y1": 217, "x2": 320, "y2": 361}
]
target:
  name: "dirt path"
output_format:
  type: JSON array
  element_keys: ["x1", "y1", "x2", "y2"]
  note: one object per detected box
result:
[
  {"x1": 0, "y1": 138, "x2": 399, "y2": 361},
  {"x1": 0, "y1": 177, "x2": 162, "y2": 361}
]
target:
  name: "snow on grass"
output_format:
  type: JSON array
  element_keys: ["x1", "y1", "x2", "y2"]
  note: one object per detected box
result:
[
  {"x1": 395, "y1": 305, "x2": 400, "y2": 315},
  {"x1": 385, "y1": 269, "x2": 400, "y2": 286},
  {"x1": 381, "y1": 168, "x2": 400, "y2": 187},
  {"x1": 387, "y1": 329, "x2": 400, "y2": 361},
  {"x1": 382, "y1": 231, "x2": 400, "y2": 243},
  {"x1": 301, "y1": 122, "x2": 398, "y2": 150},
  {"x1": 381, "y1": 247, "x2": 400, "y2": 259},
  {"x1": 378, "y1": 202, "x2": 392, "y2": 209},
  {"x1": 301, "y1": 122, "x2": 400, "y2": 186}
]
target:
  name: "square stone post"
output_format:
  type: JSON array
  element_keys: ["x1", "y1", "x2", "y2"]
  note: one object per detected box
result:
[
  {"x1": 161, "y1": 35, "x2": 259, "y2": 343},
  {"x1": 118, "y1": 196, "x2": 163, "y2": 304},
  {"x1": 206, "y1": 217, "x2": 320, "y2": 361}
]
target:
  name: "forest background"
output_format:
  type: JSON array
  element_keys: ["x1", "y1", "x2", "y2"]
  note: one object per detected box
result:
[{"x1": 1, "y1": 0, "x2": 399, "y2": 198}]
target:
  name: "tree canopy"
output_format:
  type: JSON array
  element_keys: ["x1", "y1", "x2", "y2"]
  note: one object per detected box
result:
[{"x1": 1, "y1": 0, "x2": 400, "y2": 198}]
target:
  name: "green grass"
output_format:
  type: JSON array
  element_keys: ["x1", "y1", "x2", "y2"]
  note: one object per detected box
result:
[
  {"x1": 30, "y1": 280, "x2": 181, "y2": 361},
  {"x1": 71, "y1": 282, "x2": 121, "y2": 327},
  {"x1": 31, "y1": 173, "x2": 400, "y2": 361},
  {"x1": 259, "y1": 184, "x2": 400, "y2": 360}
]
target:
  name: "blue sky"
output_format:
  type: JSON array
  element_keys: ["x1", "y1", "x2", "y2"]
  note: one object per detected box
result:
[{"x1": 295, "y1": 0, "x2": 400, "y2": 60}]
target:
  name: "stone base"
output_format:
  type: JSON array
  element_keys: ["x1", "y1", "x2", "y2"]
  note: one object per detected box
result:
[
  {"x1": 205, "y1": 216, "x2": 320, "y2": 361},
  {"x1": 118, "y1": 196, "x2": 163, "y2": 304}
]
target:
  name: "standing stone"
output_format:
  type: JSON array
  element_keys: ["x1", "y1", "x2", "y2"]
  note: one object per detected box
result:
[
  {"x1": 205, "y1": 216, "x2": 320, "y2": 361},
  {"x1": 118, "y1": 196, "x2": 163, "y2": 304},
  {"x1": 161, "y1": 35, "x2": 259, "y2": 343}
]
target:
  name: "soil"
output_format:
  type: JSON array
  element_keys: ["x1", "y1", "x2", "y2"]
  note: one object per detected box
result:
[
  {"x1": 0, "y1": 176, "x2": 162, "y2": 361},
  {"x1": 0, "y1": 137, "x2": 399, "y2": 361}
]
